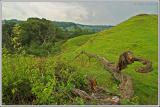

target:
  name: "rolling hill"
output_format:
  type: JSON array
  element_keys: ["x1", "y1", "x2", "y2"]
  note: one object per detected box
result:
[
  {"x1": 54, "y1": 21, "x2": 112, "y2": 32},
  {"x1": 56, "y1": 14, "x2": 158, "y2": 104}
]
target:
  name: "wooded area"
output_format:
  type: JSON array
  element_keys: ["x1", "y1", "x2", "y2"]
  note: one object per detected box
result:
[{"x1": 2, "y1": 18, "x2": 110, "y2": 56}]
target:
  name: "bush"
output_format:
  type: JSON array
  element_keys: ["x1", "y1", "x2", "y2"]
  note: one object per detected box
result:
[
  {"x1": 3, "y1": 78, "x2": 35, "y2": 104},
  {"x1": 3, "y1": 55, "x2": 90, "y2": 104}
]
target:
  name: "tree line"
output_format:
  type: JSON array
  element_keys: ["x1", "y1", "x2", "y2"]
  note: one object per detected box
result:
[{"x1": 3, "y1": 18, "x2": 107, "y2": 56}]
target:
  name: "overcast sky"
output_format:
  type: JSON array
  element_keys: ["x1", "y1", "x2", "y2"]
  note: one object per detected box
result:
[{"x1": 2, "y1": 1, "x2": 158, "y2": 25}]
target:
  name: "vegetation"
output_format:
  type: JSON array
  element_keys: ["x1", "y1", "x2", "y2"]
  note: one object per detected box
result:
[
  {"x1": 3, "y1": 19, "x2": 111, "y2": 56},
  {"x1": 2, "y1": 14, "x2": 158, "y2": 105},
  {"x1": 54, "y1": 21, "x2": 112, "y2": 37}
]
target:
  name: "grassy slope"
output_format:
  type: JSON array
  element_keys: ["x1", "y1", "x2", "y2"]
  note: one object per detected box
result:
[{"x1": 57, "y1": 14, "x2": 158, "y2": 104}]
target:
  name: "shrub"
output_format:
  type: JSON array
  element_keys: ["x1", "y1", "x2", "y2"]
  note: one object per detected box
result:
[
  {"x1": 3, "y1": 78, "x2": 35, "y2": 104},
  {"x1": 3, "y1": 55, "x2": 90, "y2": 104}
]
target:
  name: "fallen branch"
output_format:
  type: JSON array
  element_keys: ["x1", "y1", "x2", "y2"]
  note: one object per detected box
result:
[
  {"x1": 134, "y1": 57, "x2": 152, "y2": 73},
  {"x1": 71, "y1": 88, "x2": 120, "y2": 105},
  {"x1": 76, "y1": 51, "x2": 152, "y2": 73},
  {"x1": 71, "y1": 88, "x2": 94, "y2": 100}
]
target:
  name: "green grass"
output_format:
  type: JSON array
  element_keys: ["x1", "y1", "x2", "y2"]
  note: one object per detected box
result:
[{"x1": 57, "y1": 14, "x2": 158, "y2": 104}]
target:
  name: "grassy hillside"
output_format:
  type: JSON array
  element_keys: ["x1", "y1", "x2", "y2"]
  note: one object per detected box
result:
[{"x1": 57, "y1": 14, "x2": 158, "y2": 104}]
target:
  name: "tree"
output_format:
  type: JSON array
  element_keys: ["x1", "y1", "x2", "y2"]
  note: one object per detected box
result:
[
  {"x1": 2, "y1": 21, "x2": 17, "y2": 51},
  {"x1": 11, "y1": 24, "x2": 23, "y2": 53}
]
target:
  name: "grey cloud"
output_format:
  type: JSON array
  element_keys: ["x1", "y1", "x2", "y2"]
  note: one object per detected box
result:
[{"x1": 2, "y1": 1, "x2": 158, "y2": 25}]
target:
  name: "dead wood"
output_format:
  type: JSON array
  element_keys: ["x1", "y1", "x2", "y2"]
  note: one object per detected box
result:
[
  {"x1": 73, "y1": 51, "x2": 152, "y2": 100},
  {"x1": 71, "y1": 88, "x2": 95, "y2": 100},
  {"x1": 71, "y1": 79, "x2": 120, "y2": 104},
  {"x1": 76, "y1": 51, "x2": 153, "y2": 73},
  {"x1": 119, "y1": 74, "x2": 134, "y2": 99},
  {"x1": 134, "y1": 57, "x2": 152, "y2": 73},
  {"x1": 71, "y1": 87, "x2": 120, "y2": 105}
]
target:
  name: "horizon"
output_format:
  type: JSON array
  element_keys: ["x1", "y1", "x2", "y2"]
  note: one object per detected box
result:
[
  {"x1": 2, "y1": 13, "x2": 157, "y2": 26},
  {"x1": 2, "y1": 1, "x2": 158, "y2": 25}
]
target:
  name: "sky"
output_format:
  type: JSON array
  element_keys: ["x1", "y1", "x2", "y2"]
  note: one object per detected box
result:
[{"x1": 2, "y1": 1, "x2": 158, "y2": 25}]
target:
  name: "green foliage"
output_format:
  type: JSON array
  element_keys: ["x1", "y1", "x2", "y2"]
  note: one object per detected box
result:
[
  {"x1": 120, "y1": 96, "x2": 140, "y2": 105},
  {"x1": 2, "y1": 53, "x2": 89, "y2": 104},
  {"x1": 2, "y1": 18, "x2": 63, "y2": 56},
  {"x1": 2, "y1": 20, "x2": 17, "y2": 52},
  {"x1": 51, "y1": 62, "x2": 89, "y2": 104},
  {"x1": 11, "y1": 24, "x2": 23, "y2": 53},
  {"x1": 2, "y1": 53, "x2": 55, "y2": 104},
  {"x1": 73, "y1": 97, "x2": 85, "y2": 105},
  {"x1": 69, "y1": 73, "x2": 89, "y2": 91},
  {"x1": 20, "y1": 18, "x2": 58, "y2": 45},
  {"x1": 3, "y1": 78, "x2": 35, "y2": 104},
  {"x1": 32, "y1": 78, "x2": 55, "y2": 104}
]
